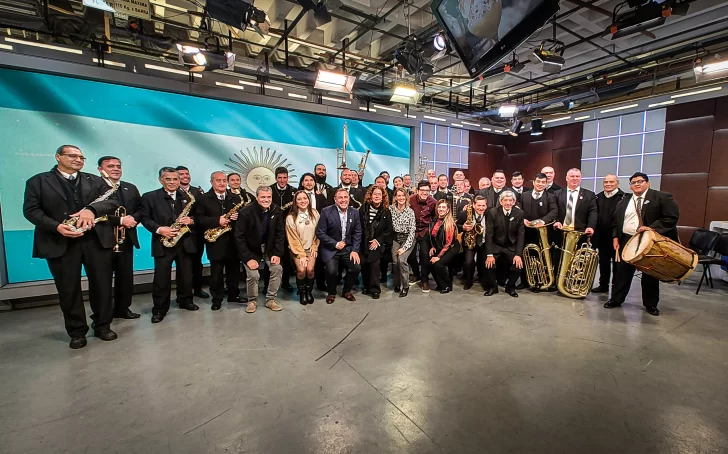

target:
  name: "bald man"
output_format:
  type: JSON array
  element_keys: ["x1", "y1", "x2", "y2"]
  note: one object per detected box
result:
[
  {"x1": 541, "y1": 166, "x2": 562, "y2": 193},
  {"x1": 592, "y1": 175, "x2": 627, "y2": 293}
]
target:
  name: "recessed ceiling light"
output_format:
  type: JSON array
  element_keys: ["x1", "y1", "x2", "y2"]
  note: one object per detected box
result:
[
  {"x1": 648, "y1": 100, "x2": 675, "y2": 107},
  {"x1": 600, "y1": 103, "x2": 639, "y2": 113},
  {"x1": 5, "y1": 38, "x2": 83, "y2": 54},
  {"x1": 574, "y1": 115, "x2": 591, "y2": 121},
  {"x1": 542, "y1": 116, "x2": 571, "y2": 124},
  {"x1": 92, "y1": 58, "x2": 126, "y2": 67},
  {"x1": 670, "y1": 86, "x2": 722, "y2": 99},
  {"x1": 423, "y1": 115, "x2": 446, "y2": 122},
  {"x1": 215, "y1": 81, "x2": 245, "y2": 90},
  {"x1": 288, "y1": 93, "x2": 307, "y2": 99},
  {"x1": 145, "y1": 64, "x2": 202, "y2": 77}
]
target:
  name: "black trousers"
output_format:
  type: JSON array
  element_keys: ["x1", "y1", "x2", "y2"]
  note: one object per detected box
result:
[
  {"x1": 611, "y1": 235, "x2": 660, "y2": 308},
  {"x1": 379, "y1": 245, "x2": 391, "y2": 282},
  {"x1": 281, "y1": 243, "x2": 293, "y2": 287},
  {"x1": 315, "y1": 256, "x2": 327, "y2": 289},
  {"x1": 209, "y1": 258, "x2": 241, "y2": 303},
  {"x1": 152, "y1": 246, "x2": 193, "y2": 316},
  {"x1": 487, "y1": 249, "x2": 520, "y2": 291},
  {"x1": 463, "y1": 243, "x2": 488, "y2": 289},
  {"x1": 597, "y1": 241, "x2": 617, "y2": 288},
  {"x1": 325, "y1": 250, "x2": 361, "y2": 296},
  {"x1": 47, "y1": 236, "x2": 113, "y2": 338},
  {"x1": 431, "y1": 246, "x2": 460, "y2": 290},
  {"x1": 407, "y1": 237, "x2": 431, "y2": 283},
  {"x1": 362, "y1": 259, "x2": 382, "y2": 294},
  {"x1": 192, "y1": 233, "x2": 205, "y2": 293},
  {"x1": 111, "y1": 244, "x2": 134, "y2": 315}
]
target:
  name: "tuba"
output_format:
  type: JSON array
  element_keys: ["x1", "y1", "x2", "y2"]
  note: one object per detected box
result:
[
  {"x1": 556, "y1": 227, "x2": 599, "y2": 298},
  {"x1": 63, "y1": 171, "x2": 118, "y2": 232},
  {"x1": 113, "y1": 206, "x2": 126, "y2": 252},
  {"x1": 162, "y1": 188, "x2": 195, "y2": 248},
  {"x1": 523, "y1": 222, "x2": 555, "y2": 290}
]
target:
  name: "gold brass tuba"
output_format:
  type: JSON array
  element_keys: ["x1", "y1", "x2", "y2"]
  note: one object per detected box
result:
[
  {"x1": 113, "y1": 206, "x2": 126, "y2": 252},
  {"x1": 556, "y1": 228, "x2": 599, "y2": 298},
  {"x1": 162, "y1": 188, "x2": 195, "y2": 248},
  {"x1": 523, "y1": 222, "x2": 554, "y2": 290}
]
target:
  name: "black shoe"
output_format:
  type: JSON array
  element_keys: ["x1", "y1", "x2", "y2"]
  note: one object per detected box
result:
[
  {"x1": 362, "y1": 288, "x2": 370, "y2": 295},
  {"x1": 399, "y1": 287, "x2": 409, "y2": 298},
  {"x1": 114, "y1": 309, "x2": 141, "y2": 319},
  {"x1": 439, "y1": 287, "x2": 451, "y2": 294},
  {"x1": 409, "y1": 277, "x2": 421, "y2": 285},
  {"x1": 506, "y1": 289, "x2": 519, "y2": 298},
  {"x1": 546, "y1": 285, "x2": 557, "y2": 292},
  {"x1": 516, "y1": 282, "x2": 529, "y2": 290},
  {"x1": 591, "y1": 286, "x2": 609, "y2": 293},
  {"x1": 484, "y1": 288, "x2": 498, "y2": 296},
  {"x1": 645, "y1": 306, "x2": 660, "y2": 316},
  {"x1": 211, "y1": 301, "x2": 222, "y2": 311},
  {"x1": 463, "y1": 283, "x2": 473, "y2": 290},
  {"x1": 194, "y1": 290, "x2": 210, "y2": 299},
  {"x1": 227, "y1": 296, "x2": 241, "y2": 303},
  {"x1": 394, "y1": 285, "x2": 401, "y2": 293},
  {"x1": 151, "y1": 314, "x2": 165, "y2": 324},
  {"x1": 372, "y1": 293, "x2": 380, "y2": 299},
  {"x1": 179, "y1": 302, "x2": 199, "y2": 311},
  {"x1": 69, "y1": 337, "x2": 87, "y2": 349},
  {"x1": 93, "y1": 330, "x2": 118, "y2": 341},
  {"x1": 603, "y1": 300, "x2": 622, "y2": 309},
  {"x1": 298, "y1": 287, "x2": 307, "y2": 305},
  {"x1": 281, "y1": 283, "x2": 295, "y2": 292},
  {"x1": 306, "y1": 290, "x2": 315, "y2": 305}
]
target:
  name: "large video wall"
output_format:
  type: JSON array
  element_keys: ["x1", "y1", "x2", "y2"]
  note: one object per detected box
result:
[{"x1": 0, "y1": 68, "x2": 411, "y2": 284}]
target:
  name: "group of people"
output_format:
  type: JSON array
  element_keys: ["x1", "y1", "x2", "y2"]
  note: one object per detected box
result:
[{"x1": 22, "y1": 145, "x2": 680, "y2": 349}]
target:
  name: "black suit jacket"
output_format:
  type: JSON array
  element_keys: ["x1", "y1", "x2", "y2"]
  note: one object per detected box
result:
[
  {"x1": 486, "y1": 207, "x2": 525, "y2": 256},
  {"x1": 329, "y1": 186, "x2": 364, "y2": 208},
  {"x1": 23, "y1": 168, "x2": 119, "y2": 259},
  {"x1": 555, "y1": 187, "x2": 598, "y2": 231},
  {"x1": 316, "y1": 205, "x2": 362, "y2": 263},
  {"x1": 196, "y1": 190, "x2": 240, "y2": 261},
  {"x1": 234, "y1": 202, "x2": 285, "y2": 263},
  {"x1": 298, "y1": 190, "x2": 328, "y2": 213},
  {"x1": 478, "y1": 187, "x2": 510, "y2": 209},
  {"x1": 612, "y1": 189, "x2": 679, "y2": 242},
  {"x1": 520, "y1": 190, "x2": 558, "y2": 224},
  {"x1": 594, "y1": 189, "x2": 628, "y2": 245},
  {"x1": 546, "y1": 183, "x2": 562, "y2": 194},
  {"x1": 107, "y1": 180, "x2": 142, "y2": 249},
  {"x1": 140, "y1": 188, "x2": 198, "y2": 257},
  {"x1": 359, "y1": 203, "x2": 392, "y2": 262},
  {"x1": 270, "y1": 184, "x2": 296, "y2": 213}
]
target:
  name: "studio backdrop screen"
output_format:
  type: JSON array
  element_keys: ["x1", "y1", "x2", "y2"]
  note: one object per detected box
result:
[{"x1": 0, "y1": 68, "x2": 411, "y2": 284}]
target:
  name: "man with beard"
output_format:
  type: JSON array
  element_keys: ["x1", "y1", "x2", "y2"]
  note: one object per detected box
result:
[
  {"x1": 331, "y1": 169, "x2": 364, "y2": 209},
  {"x1": 176, "y1": 166, "x2": 209, "y2": 299},
  {"x1": 269, "y1": 166, "x2": 296, "y2": 292},
  {"x1": 314, "y1": 163, "x2": 333, "y2": 205}
]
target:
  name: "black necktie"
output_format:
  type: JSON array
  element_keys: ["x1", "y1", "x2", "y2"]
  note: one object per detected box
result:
[{"x1": 68, "y1": 175, "x2": 76, "y2": 182}]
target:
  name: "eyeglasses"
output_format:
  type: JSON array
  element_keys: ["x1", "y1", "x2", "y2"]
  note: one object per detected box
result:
[
  {"x1": 62, "y1": 154, "x2": 87, "y2": 161},
  {"x1": 630, "y1": 179, "x2": 646, "y2": 185}
]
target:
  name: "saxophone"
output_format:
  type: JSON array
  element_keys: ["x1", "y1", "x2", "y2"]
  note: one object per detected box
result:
[
  {"x1": 204, "y1": 198, "x2": 246, "y2": 242},
  {"x1": 462, "y1": 203, "x2": 478, "y2": 250},
  {"x1": 523, "y1": 222, "x2": 555, "y2": 290},
  {"x1": 556, "y1": 227, "x2": 599, "y2": 298},
  {"x1": 162, "y1": 188, "x2": 195, "y2": 248},
  {"x1": 62, "y1": 171, "x2": 118, "y2": 232}
]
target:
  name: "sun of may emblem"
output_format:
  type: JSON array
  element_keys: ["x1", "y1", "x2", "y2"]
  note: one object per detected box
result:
[{"x1": 225, "y1": 147, "x2": 297, "y2": 193}]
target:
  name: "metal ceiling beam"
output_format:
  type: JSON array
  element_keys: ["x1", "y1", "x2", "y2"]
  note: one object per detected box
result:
[
  {"x1": 330, "y1": 0, "x2": 405, "y2": 60},
  {"x1": 566, "y1": 0, "x2": 656, "y2": 39},
  {"x1": 555, "y1": 23, "x2": 643, "y2": 70}
]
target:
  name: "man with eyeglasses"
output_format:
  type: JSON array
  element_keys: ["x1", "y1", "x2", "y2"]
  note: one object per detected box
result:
[
  {"x1": 23, "y1": 145, "x2": 120, "y2": 349},
  {"x1": 605, "y1": 173, "x2": 679, "y2": 316}
]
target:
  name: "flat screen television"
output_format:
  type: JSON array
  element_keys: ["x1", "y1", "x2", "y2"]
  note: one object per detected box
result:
[{"x1": 431, "y1": 0, "x2": 560, "y2": 78}]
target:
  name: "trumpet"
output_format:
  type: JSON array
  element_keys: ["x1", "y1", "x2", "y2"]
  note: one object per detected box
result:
[
  {"x1": 358, "y1": 149, "x2": 371, "y2": 176},
  {"x1": 113, "y1": 206, "x2": 126, "y2": 253}
]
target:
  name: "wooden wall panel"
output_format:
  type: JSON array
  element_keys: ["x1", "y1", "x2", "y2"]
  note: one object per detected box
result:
[
  {"x1": 661, "y1": 116, "x2": 714, "y2": 174},
  {"x1": 660, "y1": 173, "x2": 709, "y2": 227}
]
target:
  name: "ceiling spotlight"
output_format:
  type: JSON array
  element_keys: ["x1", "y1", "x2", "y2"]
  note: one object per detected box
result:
[
  {"x1": 531, "y1": 118, "x2": 543, "y2": 136},
  {"x1": 498, "y1": 104, "x2": 519, "y2": 118},
  {"x1": 395, "y1": 39, "x2": 434, "y2": 82},
  {"x1": 532, "y1": 39, "x2": 565, "y2": 74},
  {"x1": 390, "y1": 83, "x2": 420, "y2": 104},
  {"x1": 315, "y1": 69, "x2": 356, "y2": 94},
  {"x1": 694, "y1": 54, "x2": 728, "y2": 82},
  {"x1": 205, "y1": 0, "x2": 271, "y2": 38},
  {"x1": 609, "y1": 1, "x2": 668, "y2": 40},
  {"x1": 508, "y1": 119, "x2": 523, "y2": 137},
  {"x1": 433, "y1": 33, "x2": 446, "y2": 51},
  {"x1": 177, "y1": 42, "x2": 235, "y2": 72}
]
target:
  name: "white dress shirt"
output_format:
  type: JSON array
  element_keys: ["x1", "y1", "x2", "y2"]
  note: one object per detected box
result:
[
  {"x1": 623, "y1": 189, "x2": 648, "y2": 236},
  {"x1": 58, "y1": 170, "x2": 78, "y2": 180},
  {"x1": 604, "y1": 188, "x2": 619, "y2": 198},
  {"x1": 338, "y1": 208, "x2": 348, "y2": 242},
  {"x1": 306, "y1": 191, "x2": 317, "y2": 210},
  {"x1": 532, "y1": 191, "x2": 543, "y2": 200}
]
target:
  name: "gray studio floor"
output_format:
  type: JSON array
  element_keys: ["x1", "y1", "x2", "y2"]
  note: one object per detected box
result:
[{"x1": 1, "y1": 271, "x2": 727, "y2": 454}]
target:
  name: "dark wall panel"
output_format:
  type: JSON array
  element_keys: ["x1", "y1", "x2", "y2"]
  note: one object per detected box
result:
[
  {"x1": 708, "y1": 129, "x2": 728, "y2": 187},
  {"x1": 662, "y1": 117, "x2": 714, "y2": 174},
  {"x1": 665, "y1": 98, "x2": 715, "y2": 122},
  {"x1": 705, "y1": 188, "x2": 728, "y2": 229},
  {"x1": 660, "y1": 173, "x2": 709, "y2": 227}
]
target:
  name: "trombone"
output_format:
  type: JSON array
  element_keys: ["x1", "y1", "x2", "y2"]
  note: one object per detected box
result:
[
  {"x1": 336, "y1": 122, "x2": 349, "y2": 170},
  {"x1": 113, "y1": 206, "x2": 126, "y2": 253}
]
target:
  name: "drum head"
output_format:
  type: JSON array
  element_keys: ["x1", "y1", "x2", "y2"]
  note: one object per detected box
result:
[{"x1": 622, "y1": 230, "x2": 656, "y2": 262}]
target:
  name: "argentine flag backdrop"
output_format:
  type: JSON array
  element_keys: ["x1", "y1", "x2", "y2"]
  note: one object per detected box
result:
[{"x1": 0, "y1": 68, "x2": 411, "y2": 284}]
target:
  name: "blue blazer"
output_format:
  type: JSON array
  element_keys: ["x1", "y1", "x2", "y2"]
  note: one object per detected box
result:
[{"x1": 316, "y1": 205, "x2": 362, "y2": 263}]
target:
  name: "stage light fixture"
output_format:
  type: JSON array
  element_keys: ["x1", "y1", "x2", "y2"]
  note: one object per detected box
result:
[
  {"x1": 498, "y1": 104, "x2": 519, "y2": 118},
  {"x1": 531, "y1": 118, "x2": 543, "y2": 136},
  {"x1": 694, "y1": 54, "x2": 728, "y2": 82},
  {"x1": 315, "y1": 69, "x2": 356, "y2": 94},
  {"x1": 433, "y1": 33, "x2": 446, "y2": 51},
  {"x1": 177, "y1": 42, "x2": 235, "y2": 72},
  {"x1": 390, "y1": 84, "x2": 420, "y2": 104},
  {"x1": 609, "y1": 1, "x2": 667, "y2": 40},
  {"x1": 532, "y1": 39, "x2": 565, "y2": 74},
  {"x1": 204, "y1": 0, "x2": 271, "y2": 37},
  {"x1": 508, "y1": 119, "x2": 523, "y2": 137}
]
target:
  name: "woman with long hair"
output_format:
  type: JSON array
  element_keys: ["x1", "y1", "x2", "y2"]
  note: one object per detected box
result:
[
  {"x1": 359, "y1": 186, "x2": 392, "y2": 299},
  {"x1": 392, "y1": 176, "x2": 404, "y2": 190},
  {"x1": 389, "y1": 187, "x2": 415, "y2": 297},
  {"x1": 428, "y1": 199, "x2": 460, "y2": 294},
  {"x1": 286, "y1": 190, "x2": 320, "y2": 305}
]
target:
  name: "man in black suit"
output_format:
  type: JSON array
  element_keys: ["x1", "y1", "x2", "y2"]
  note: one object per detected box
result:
[
  {"x1": 97, "y1": 156, "x2": 142, "y2": 319},
  {"x1": 592, "y1": 174, "x2": 627, "y2": 294},
  {"x1": 314, "y1": 163, "x2": 334, "y2": 202},
  {"x1": 316, "y1": 188, "x2": 362, "y2": 304},
  {"x1": 235, "y1": 186, "x2": 285, "y2": 313},
  {"x1": 196, "y1": 171, "x2": 243, "y2": 311},
  {"x1": 605, "y1": 173, "x2": 679, "y2": 316},
  {"x1": 456, "y1": 196, "x2": 489, "y2": 290},
  {"x1": 519, "y1": 173, "x2": 559, "y2": 290},
  {"x1": 379, "y1": 171, "x2": 394, "y2": 202},
  {"x1": 176, "y1": 166, "x2": 209, "y2": 299},
  {"x1": 331, "y1": 169, "x2": 364, "y2": 209},
  {"x1": 140, "y1": 167, "x2": 199, "y2": 324},
  {"x1": 510, "y1": 171, "x2": 529, "y2": 198},
  {"x1": 23, "y1": 145, "x2": 120, "y2": 349},
  {"x1": 484, "y1": 190, "x2": 525, "y2": 297},
  {"x1": 541, "y1": 166, "x2": 562, "y2": 193},
  {"x1": 476, "y1": 170, "x2": 509, "y2": 208},
  {"x1": 433, "y1": 174, "x2": 452, "y2": 204},
  {"x1": 227, "y1": 172, "x2": 255, "y2": 206},
  {"x1": 451, "y1": 180, "x2": 473, "y2": 214},
  {"x1": 270, "y1": 166, "x2": 296, "y2": 292}
]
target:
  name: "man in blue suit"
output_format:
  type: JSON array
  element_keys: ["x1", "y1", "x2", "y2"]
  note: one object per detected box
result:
[{"x1": 316, "y1": 188, "x2": 362, "y2": 304}]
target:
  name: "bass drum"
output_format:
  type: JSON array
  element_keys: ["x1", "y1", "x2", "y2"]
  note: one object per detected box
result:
[{"x1": 621, "y1": 230, "x2": 698, "y2": 283}]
